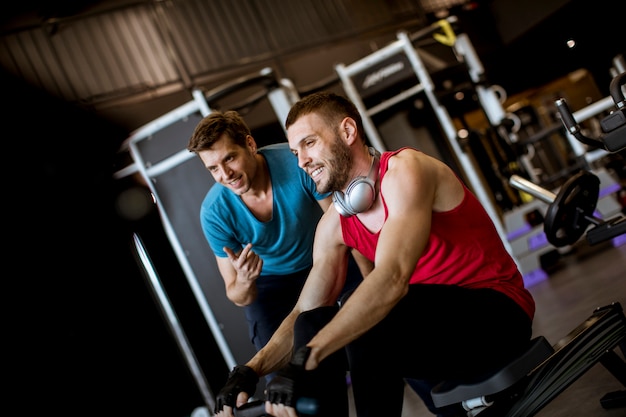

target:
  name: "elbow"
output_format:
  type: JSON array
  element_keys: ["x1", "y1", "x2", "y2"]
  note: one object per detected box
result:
[
  {"x1": 227, "y1": 289, "x2": 256, "y2": 307},
  {"x1": 377, "y1": 278, "x2": 408, "y2": 308},
  {"x1": 393, "y1": 281, "x2": 409, "y2": 301},
  {"x1": 229, "y1": 293, "x2": 247, "y2": 306},
  {"x1": 387, "y1": 268, "x2": 411, "y2": 300}
]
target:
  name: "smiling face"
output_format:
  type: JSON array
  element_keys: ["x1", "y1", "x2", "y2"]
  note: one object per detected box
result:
[
  {"x1": 287, "y1": 112, "x2": 353, "y2": 194},
  {"x1": 197, "y1": 133, "x2": 258, "y2": 195}
]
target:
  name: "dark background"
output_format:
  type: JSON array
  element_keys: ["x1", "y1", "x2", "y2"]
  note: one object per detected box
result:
[
  {"x1": 4, "y1": 1, "x2": 625, "y2": 416},
  {"x1": 5, "y1": 68, "x2": 216, "y2": 416}
]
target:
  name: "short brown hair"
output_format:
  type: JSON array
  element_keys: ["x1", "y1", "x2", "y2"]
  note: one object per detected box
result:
[
  {"x1": 285, "y1": 91, "x2": 366, "y2": 141},
  {"x1": 187, "y1": 110, "x2": 251, "y2": 153}
]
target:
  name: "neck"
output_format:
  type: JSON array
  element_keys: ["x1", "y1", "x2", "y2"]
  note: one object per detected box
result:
[
  {"x1": 359, "y1": 146, "x2": 377, "y2": 178},
  {"x1": 246, "y1": 154, "x2": 271, "y2": 197}
]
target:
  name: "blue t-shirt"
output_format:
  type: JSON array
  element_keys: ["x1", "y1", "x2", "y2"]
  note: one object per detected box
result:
[{"x1": 200, "y1": 142, "x2": 329, "y2": 275}]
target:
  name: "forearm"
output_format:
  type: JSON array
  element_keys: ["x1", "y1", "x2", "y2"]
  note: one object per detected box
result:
[
  {"x1": 218, "y1": 245, "x2": 264, "y2": 306},
  {"x1": 218, "y1": 255, "x2": 261, "y2": 306},
  {"x1": 246, "y1": 309, "x2": 299, "y2": 376},
  {"x1": 226, "y1": 278, "x2": 258, "y2": 306}
]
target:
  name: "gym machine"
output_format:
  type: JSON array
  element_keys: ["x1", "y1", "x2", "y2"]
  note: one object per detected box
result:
[
  {"x1": 510, "y1": 170, "x2": 625, "y2": 248},
  {"x1": 508, "y1": 71, "x2": 626, "y2": 250},
  {"x1": 462, "y1": 46, "x2": 625, "y2": 282},
  {"x1": 557, "y1": 69, "x2": 626, "y2": 154},
  {"x1": 113, "y1": 67, "x2": 300, "y2": 407},
  {"x1": 431, "y1": 301, "x2": 626, "y2": 416},
  {"x1": 503, "y1": 63, "x2": 626, "y2": 269},
  {"x1": 430, "y1": 71, "x2": 626, "y2": 417}
]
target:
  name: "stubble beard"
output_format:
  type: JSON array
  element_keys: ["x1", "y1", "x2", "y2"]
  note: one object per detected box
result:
[{"x1": 317, "y1": 135, "x2": 353, "y2": 194}]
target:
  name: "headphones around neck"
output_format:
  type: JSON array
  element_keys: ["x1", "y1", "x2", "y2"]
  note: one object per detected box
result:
[{"x1": 333, "y1": 147, "x2": 381, "y2": 217}]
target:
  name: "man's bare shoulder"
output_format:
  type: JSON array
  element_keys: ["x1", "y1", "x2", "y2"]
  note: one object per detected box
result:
[
  {"x1": 389, "y1": 148, "x2": 439, "y2": 164},
  {"x1": 317, "y1": 204, "x2": 344, "y2": 239},
  {"x1": 386, "y1": 148, "x2": 441, "y2": 180},
  {"x1": 384, "y1": 149, "x2": 462, "y2": 211}
]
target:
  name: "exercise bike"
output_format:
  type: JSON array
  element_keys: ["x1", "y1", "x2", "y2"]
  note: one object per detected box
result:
[{"x1": 232, "y1": 72, "x2": 626, "y2": 417}]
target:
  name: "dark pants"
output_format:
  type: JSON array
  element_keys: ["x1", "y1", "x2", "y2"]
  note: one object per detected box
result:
[
  {"x1": 292, "y1": 284, "x2": 532, "y2": 417},
  {"x1": 406, "y1": 378, "x2": 443, "y2": 415}
]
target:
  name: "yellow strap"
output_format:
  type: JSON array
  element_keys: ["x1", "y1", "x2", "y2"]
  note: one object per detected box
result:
[{"x1": 432, "y1": 19, "x2": 456, "y2": 46}]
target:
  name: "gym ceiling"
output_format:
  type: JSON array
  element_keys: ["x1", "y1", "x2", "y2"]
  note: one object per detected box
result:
[{"x1": 0, "y1": 0, "x2": 622, "y2": 136}]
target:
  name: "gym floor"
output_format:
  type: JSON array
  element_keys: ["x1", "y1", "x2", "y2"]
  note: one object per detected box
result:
[{"x1": 350, "y1": 240, "x2": 626, "y2": 417}]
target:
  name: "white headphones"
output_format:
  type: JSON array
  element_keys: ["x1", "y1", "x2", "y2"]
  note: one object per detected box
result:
[{"x1": 333, "y1": 147, "x2": 380, "y2": 217}]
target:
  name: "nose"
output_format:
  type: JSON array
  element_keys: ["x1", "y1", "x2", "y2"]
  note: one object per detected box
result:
[
  {"x1": 297, "y1": 149, "x2": 310, "y2": 170},
  {"x1": 222, "y1": 164, "x2": 234, "y2": 179},
  {"x1": 213, "y1": 164, "x2": 232, "y2": 181}
]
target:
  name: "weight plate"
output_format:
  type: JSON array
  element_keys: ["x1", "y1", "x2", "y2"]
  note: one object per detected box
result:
[{"x1": 544, "y1": 171, "x2": 600, "y2": 247}]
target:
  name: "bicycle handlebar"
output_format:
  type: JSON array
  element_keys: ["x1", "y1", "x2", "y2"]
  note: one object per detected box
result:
[{"x1": 233, "y1": 397, "x2": 320, "y2": 417}]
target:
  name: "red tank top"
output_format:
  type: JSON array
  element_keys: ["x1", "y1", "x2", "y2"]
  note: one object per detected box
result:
[{"x1": 340, "y1": 148, "x2": 535, "y2": 320}]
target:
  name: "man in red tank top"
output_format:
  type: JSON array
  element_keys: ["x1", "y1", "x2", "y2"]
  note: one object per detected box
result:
[{"x1": 212, "y1": 91, "x2": 535, "y2": 417}]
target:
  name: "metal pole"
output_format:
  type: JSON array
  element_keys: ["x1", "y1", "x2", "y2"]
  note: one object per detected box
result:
[{"x1": 132, "y1": 233, "x2": 216, "y2": 411}]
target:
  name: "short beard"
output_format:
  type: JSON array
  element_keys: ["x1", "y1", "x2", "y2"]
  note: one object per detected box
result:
[{"x1": 318, "y1": 135, "x2": 353, "y2": 193}]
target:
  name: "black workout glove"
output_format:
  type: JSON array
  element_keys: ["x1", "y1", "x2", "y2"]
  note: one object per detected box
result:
[
  {"x1": 214, "y1": 365, "x2": 259, "y2": 414},
  {"x1": 266, "y1": 346, "x2": 312, "y2": 407}
]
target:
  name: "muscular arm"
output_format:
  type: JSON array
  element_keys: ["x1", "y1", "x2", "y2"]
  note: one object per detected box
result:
[
  {"x1": 216, "y1": 243, "x2": 263, "y2": 306},
  {"x1": 303, "y1": 151, "x2": 450, "y2": 370},
  {"x1": 319, "y1": 195, "x2": 373, "y2": 277}
]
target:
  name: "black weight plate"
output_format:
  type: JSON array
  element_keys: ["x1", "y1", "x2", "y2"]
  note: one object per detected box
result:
[{"x1": 544, "y1": 171, "x2": 600, "y2": 247}]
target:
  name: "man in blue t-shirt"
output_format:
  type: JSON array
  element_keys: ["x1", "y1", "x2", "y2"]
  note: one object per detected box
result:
[{"x1": 187, "y1": 111, "x2": 368, "y2": 376}]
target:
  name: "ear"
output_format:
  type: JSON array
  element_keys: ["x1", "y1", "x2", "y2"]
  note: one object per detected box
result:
[
  {"x1": 246, "y1": 135, "x2": 257, "y2": 153},
  {"x1": 340, "y1": 117, "x2": 359, "y2": 145}
]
